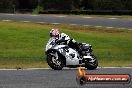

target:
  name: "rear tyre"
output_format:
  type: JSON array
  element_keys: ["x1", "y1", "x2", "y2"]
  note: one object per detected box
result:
[
  {"x1": 85, "y1": 55, "x2": 98, "y2": 70},
  {"x1": 46, "y1": 51, "x2": 64, "y2": 70}
]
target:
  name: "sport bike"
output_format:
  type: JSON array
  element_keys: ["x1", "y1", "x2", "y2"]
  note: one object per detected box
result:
[{"x1": 45, "y1": 38, "x2": 98, "y2": 70}]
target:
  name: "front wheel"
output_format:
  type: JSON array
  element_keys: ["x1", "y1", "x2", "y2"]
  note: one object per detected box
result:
[
  {"x1": 85, "y1": 55, "x2": 98, "y2": 70},
  {"x1": 46, "y1": 51, "x2": 64, "y2": 70}
]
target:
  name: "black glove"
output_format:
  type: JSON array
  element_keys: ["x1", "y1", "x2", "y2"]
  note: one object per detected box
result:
[{"x1": 56, "y1": 39, "x2": 67, "y2": 44}]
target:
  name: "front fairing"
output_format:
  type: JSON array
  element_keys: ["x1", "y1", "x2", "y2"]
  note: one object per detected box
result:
[
  {"x1": 45, "y1": 38, "x2": 56, "y2": 51},
  {"x1": 46, "y1": 38, "x2": 81, "y2": 66}
]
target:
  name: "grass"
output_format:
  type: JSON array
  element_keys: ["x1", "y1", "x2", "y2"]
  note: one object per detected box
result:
[{"x1": 0, "y1": 21, "x2": 132, "y2": 69}]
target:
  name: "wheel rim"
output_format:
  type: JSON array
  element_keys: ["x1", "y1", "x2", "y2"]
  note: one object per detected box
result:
[
  {"x1": 89, "y1": 57, "x2": 96, "y2": 66},
  {"x1": 51, "y1": 56, "x2": 61, "y2": 66},
  {"x1": 85, "y1": 56, "x2": 97, "y2": 67},
  {"x1": 49, "y1": 53, "x2": 61, "y2": 66}
]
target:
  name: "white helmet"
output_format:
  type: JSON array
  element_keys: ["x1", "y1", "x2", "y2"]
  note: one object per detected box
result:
[{"x1": 59, "y1": 33, "x2": 70, "y2": 40}]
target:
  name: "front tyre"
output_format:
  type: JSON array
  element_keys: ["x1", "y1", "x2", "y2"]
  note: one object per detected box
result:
[
  {"x1": 85, "y1": 55, "x2": 98, "y2": 70},
  {"x1": 46, "y1": 51, "x2": 64, "y2": 70}
]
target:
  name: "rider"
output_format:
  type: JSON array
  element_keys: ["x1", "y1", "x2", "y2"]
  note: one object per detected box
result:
[{"x1": 50, "y1": 28, "x2": 80, "y2": 53}]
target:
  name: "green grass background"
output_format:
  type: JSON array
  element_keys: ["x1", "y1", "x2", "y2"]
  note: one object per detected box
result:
[{"x1": 0, "y1": 21, "x2": 132, "y2": 68}]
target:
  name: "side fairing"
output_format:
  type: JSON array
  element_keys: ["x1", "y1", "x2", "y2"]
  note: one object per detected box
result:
[{"x1": 53, "y1": 45, "x2": 81, "y2": 65}]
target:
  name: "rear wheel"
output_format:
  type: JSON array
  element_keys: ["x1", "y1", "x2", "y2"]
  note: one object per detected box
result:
[
  {"x1": 47, "y1": 51, "x2": 64, "y2": 70},
  {"x1": 85, "y1": 55, "x2": 98, "y2": 70}
]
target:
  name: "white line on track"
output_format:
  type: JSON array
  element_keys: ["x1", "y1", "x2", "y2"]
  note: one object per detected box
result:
[
  {"x1": 2, "y1": 20, "x2": 11, "y2": 22},
  {"x1": 55, "y1": 16, "x2": 66, "y2": 18},
  {"x1": 83, "y1": 17, "x2": 93, "y2": 18},
  {"x1": 108, "y1": 18, "x2": 117, "y2": 19},
  {"x1": 6, "y1": 14, "x2": 15, "y2": 16},
  {"x1": 70, "y1": 24, "x2": 77, "y2": 26},
  {"x1": 21, "y1": 21, "x2": 31, "y2": 23},
  {"x1": 51, "y1": 23, "x2": 61, "y2": 25},
  {"x1": 37, "y1": 22, "x2": 47, "y2": 24},
  {"x1": 0, "y1": 67, "x2": 131, "y2": 70},
  {"x1": 30, "y1": 15, "x2": 39, "y2": 16},
  {"x1": 128, "y1": 29, "x2": 132, "y2": 30},
  {"x1": 99, "y1": 67, "x2": 132, "y2": 68}
]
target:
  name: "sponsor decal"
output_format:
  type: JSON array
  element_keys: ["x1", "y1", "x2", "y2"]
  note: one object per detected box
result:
[{"x1": 76, "y1": 67, "x2": 131, "y2": 85}]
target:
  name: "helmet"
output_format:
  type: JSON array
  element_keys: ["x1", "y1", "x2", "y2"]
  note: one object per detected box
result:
[
  {"x1": 59, "y1": 33, "x2": 70, "y2": 40},
  {"x1": 50, "y1": 29, "x2": 59, "y2": 39}
]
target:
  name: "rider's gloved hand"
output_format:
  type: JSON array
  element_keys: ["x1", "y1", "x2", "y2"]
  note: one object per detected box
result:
[
  {"x1": 56, "y1": 39, "x2": 67, "y2": 44},
  {"x1": 55, "y1": 40, "x2": 60, "y2": 45}
]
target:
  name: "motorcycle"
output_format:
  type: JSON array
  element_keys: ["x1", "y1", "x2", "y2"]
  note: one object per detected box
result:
[{"x1": 45, "y1": 38, "x2": 98, "y2": 70}]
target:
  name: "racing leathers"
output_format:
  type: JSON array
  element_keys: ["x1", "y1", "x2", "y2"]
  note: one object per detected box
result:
[{"x1": 56, "y1": 33, "x2": 80, "y2": 53}]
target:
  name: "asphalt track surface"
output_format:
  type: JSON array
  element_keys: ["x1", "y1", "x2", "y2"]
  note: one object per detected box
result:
[
  {"x1": 0, "y1": 68, "x2": 131, "y2": 88},
  {"x1": 0, "y1": 13, "x2": 132, "y2": 29},
  {"x1": 0, "y1": 14, "x2": 131, "y2": 88}
]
